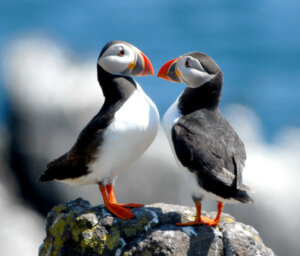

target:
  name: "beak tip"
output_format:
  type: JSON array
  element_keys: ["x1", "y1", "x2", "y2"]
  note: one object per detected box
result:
[
  {"x1": 157, "y1": 69, "x2": 166, "y2": 79},
  {"x1": 142, "y1": 67, "x2": 154, "y2": 76},
  {"x1": 157, "y1": 58, "x2": 178, "y2": 81},
  {"x1": 149, "y1": 66, "x2": 155, "y2": 76},
  {"x1": 139, "y1": 51, "x2": 155, "y2": 76}
]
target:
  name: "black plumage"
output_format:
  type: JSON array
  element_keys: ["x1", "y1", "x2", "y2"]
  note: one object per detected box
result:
[
  {"x1": 40, "y1": 40, "x2": 158, "y2": 221},
  {"x1": 158, "y1": 51, "x2": 253, "y2": 226},
  {"x1": 174, "y1": 53, "x2": 252, "y2": 202},
  {"x1": 40, "y1": 65, "x2": 136, "y2": 182},
  {"x1": 172, "y1": 108, "x2": 250, "y2": 202}
]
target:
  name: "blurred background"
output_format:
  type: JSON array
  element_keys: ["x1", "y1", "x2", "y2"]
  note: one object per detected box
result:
[{"x1": 0, "y1": 0, "x2": 300, "y2": 255}]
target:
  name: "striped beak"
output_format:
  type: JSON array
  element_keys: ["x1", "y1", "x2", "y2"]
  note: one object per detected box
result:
[
  {"x1": 157, "y1": 58, "x2": 181, "y2": 82},
  {"x1": 131, "y1": 50, "x2": 155, "y2": 76}
]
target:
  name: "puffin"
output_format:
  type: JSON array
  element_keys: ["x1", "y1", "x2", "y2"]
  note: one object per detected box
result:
[
  {"x1": 40, "y1": 40, "x2": 160, "y2": 220},
  {"x1": 157, "y1": 52, "x2": 253, "y2": 226}
]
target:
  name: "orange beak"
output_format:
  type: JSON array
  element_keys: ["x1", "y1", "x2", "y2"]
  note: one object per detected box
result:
[
  {"x1": 157, "y1": 58, "x2": 180, "y2": 82},
  {"x1": 139, "y1": 51, "x2": 155, "y2": 76}
]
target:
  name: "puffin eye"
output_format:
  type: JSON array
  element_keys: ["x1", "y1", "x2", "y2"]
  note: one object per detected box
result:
[
  {"x1": 185, "y1": 59, "x2": 191, "y2": 68},
  {"x1": 118, "y1": 49, "x2": 125, "y2": 57}
]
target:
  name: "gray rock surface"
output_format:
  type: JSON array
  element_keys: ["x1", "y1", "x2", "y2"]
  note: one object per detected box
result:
[{"x1": 39, "y1": 198, "x2": 275, "y2": 256}]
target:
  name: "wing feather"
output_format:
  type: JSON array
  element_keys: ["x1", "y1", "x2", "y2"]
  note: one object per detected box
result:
[{"x1": 172, "y1": 113, "x2": 246, "y2": 189}]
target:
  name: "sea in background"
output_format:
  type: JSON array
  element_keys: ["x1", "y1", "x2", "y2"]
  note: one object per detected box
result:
[{"x1": 0, "y1": 0, "x2": 300, "y2": 142}]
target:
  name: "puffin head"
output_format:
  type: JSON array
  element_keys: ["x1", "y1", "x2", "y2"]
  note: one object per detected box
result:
[
  {"x1": 97, "y1": 40, "x2": 154, "y2": 77},
  {"x1": 157, "y1": 52, "x2": 222, "y2": 88}
]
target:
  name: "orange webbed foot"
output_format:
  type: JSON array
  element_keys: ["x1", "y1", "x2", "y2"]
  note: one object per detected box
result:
[
  {"x1": 200, "y1": 216, "x2": 220, "y2": 227},
  {"x1": 176, "y1": 216, "x2": 219, "y2": 227},
  {"x1": 105, "y1": 203, "x2": 135, "y2": 220},
  {"x1": 176, "y1": 202, "x2": 223, "y2": 227},
  {"x1": 100, "y1": 184, "x2": 142, "y2": 220},
  {"x1": 105, "y1": 184, "x2": 143, "y2": 209}
]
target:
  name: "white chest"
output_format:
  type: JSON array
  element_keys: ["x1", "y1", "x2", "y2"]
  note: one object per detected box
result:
[
  {"x1": 111, "y1": 85, "x2": 158, "y2": 134},
  {"x1": 77, "y1": 83, "x2": 159, "y2": 185}
]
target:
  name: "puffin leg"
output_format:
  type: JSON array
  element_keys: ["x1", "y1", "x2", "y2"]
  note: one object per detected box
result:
[
  {"x1": 201, "y1": 202, "x2": 224, "y2": 227},
  {"x1": 99, "y1": 185, "x2": 134, "y2": 220},
  {"x1": 105, "y1": 184, "x2": 117, "y2": 204},
  {"x1": 176, "y1": 202, "x2": 203, "y2": 226},
  {"x1": 176, "y1": 202, "x2": 224, "y2": 227},
  {"x1": 106, "y1": 184, "x2": 143, "y2": 208}
]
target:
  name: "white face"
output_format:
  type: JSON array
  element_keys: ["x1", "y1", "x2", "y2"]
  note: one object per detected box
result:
[
  {"x1": 176, "y1": 56, "x2": 215, "y2": 88},
  {"x1": 98, "y1": 43, "x2": 136, "y2": 75}
]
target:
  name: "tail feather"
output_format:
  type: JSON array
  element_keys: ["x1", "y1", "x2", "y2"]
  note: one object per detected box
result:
[
  {"x1": 241, "y1": 184, "x2": 255, "y2": 193},
  {"x1": 40, "y1": 174, "x2": 53, "y2": 182},
  {"x1": 235, "y1": 189, "x2": 254, "y2": 203},
  {"x1": 39, "y1": 163, "x2": 89, "y2": 182},
  {"x1": 39, "y1": 167, "x2": 61, "y2": 182}
]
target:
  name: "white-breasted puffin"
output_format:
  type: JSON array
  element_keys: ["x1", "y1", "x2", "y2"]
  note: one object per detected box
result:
[
  {"x1": 157, "y1": 52, "x2": 253, "y2": 226},
  {"x1": 40, "y1": 40, "x2": 160, "y2": 220}
]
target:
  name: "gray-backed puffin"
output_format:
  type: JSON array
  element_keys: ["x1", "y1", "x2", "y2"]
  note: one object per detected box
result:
[
  {"x1": 157, "y1": 52, "x2": 253, "y2": 226},
  {"x1": 40, "y1": 40, "x2": 159, "y2": 220}
]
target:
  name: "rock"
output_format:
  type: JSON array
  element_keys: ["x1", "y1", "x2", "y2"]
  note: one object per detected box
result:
[{"x1": 39, "y1": 198, "x2": 275, "y2": 256}]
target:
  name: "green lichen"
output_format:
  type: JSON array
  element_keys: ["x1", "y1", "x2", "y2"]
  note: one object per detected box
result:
[
  {"x1": 70, "y1": 213, "x2": 93, "y2": 242},
  {"x1": 141, "y1": 249, "x2": 153, "y2": 256},
  {"x1": 48, "y1": 215, "x2": 67, "y2": 252},
  {"x1": 42, "y1": 239, "x2": 50, "y2": 253},
  {"x1": 105, "y1": 226, "x2": 121, "y2": 250},
  {"x1": 49, "y1": 215, "x2": 65, "y2": 237},
  {"x1": 39, "y1": 237, "x2": 52, "y2": 256},
  {"x1": 124, "y1": 216, "x2": 150, "y2": 237},
  {"x1": 71, "y1": 220, "x2": 87, "y2": 243},
  {"x1": 48, "y1": 210, "x2": 108, "y2": 255},
  {"x1": 52, "y1": 204, "x2": 67, "y2": 213},
  {"x1": 253, "y1": 235, "x2": 260, "y2": 242},
  {"x1": 138, "y1": 216, "x2": 151, "y2": 229},
  {"x1": 79, "y1": 227, "x2": 105, "y2": 254},
  {"x1": 184, "y1": 215, "x2": 195, "y2": 222},
  {"x1": 124, "y1": 226, "x2": 137, "y2": 237},
  {"x1": 222, "y1": 216, "x2": 235, "y2": 223},
  {"x1": 244, "y1": 226, "x2": 254, "y2": 235},
  {"x1": 46, "y1": 207, "x2": 126, "y2": 255}
]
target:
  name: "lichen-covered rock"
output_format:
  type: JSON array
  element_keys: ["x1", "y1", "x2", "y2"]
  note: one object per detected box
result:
[{"x1": 39, "y1": 198, "x2": 275, "y2": 256}]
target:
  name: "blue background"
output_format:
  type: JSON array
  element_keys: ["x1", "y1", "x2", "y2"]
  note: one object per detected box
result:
[{"x1": 1, "y1": 0, "x2": 300, "y2": 141}]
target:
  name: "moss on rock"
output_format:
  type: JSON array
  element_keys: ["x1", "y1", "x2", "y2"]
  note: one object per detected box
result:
[{"x1": 39, "y1": 198, "x2": 275, "y2": 256}]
